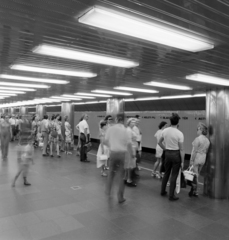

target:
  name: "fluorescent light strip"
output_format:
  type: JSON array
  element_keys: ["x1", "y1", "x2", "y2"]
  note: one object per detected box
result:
[
  {"x1": 114, "y1": 86, "x2": 158, "y2": 93},
  {"x1": 0, "y1": 93, "x2": 16, "y2": 96},
  {"x1": 79, "y1": 7, "x2": 214, "y2": 52},
  {"x1": 33, "y1": 44, "x2": 139, "y2": 68},
  {"x1": 51, "y1": 96, "x2": 82, "y2": 101},
  {"x1": 92, "y1": 90, "x2": 132, "y2": 96},
  {"x1": 0, "y1": 82, "x2": 50, "y2": 88},
  {"x1": 124, "y1": 98, "x2": 135, "y2": 102},
  {"x1": 144, "y1": 81, "x2": 192, "y2": 90},
  {"x1": 0, "y1": 90, "x2": 25, "y2": 94},
  {"x1": 75, "y1": 92, "x2": 112, "y2": 97},
  {"x1": 186, "y1": 74, "x2": 229, "y2": 86},
  {"x1": 135, "y1": 97, "x2": 160, "y2": 101},
  {"x1": 11, "y1": 65, "x2": 97, "y2": 78},
  {"x1": 0, "y1": 74, "x2": 68, "y2": 84},
  {"x1": 62, "y1": 94, "x2": 94, "y2": 99},
  {"x1": 0, "y1": 87, "x2": 36, "y2": 91},
  {"x1": 160, "y1": 95, "x2": 192, "y2": 99}
]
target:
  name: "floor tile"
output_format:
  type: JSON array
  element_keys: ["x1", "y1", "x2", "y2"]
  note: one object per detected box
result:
[
  {"x1": 0, "y1": 227, "x2": 26, "y2": 240},
  {"x1": 177, "y1": 230, "x2": 218, "y2": 240},
  {"x1": 53, "y1": 216, "x2": 84, "y2": 232},
  {"x1": 199, "y1": 222, "x2": 229, "y2": 238},
  {"x1": 34, "y1": 207, "x2": 66, "y2": 221},
  {"x1": 57, "y1": 203, "x2": 88, "y2": 215},
  {"x1": 11, "y1": 212, "x2": 41, "y2": 227},
  {"x1": 192, "y1": 207, "x2": 228, "y2": 221},
  {"x1": 0, "y1": 216, "x2": 17, "y2": 232}
]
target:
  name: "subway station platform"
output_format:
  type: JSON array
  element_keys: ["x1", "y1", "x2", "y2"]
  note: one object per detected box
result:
[{"x1": 0, "y1": 143, "x2": 228, "y2": 240}]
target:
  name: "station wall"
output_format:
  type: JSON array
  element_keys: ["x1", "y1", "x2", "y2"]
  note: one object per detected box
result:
[{"x1": 74, "y1": 111, "x2": 206, "y2": 155}]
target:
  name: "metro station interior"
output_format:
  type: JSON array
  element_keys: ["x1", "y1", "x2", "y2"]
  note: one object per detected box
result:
[{"x1": 0, "y1": 0, "x2": 229, "y2": 240}]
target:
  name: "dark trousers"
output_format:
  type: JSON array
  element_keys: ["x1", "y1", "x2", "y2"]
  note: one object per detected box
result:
[
  {"x1": 80, "y1": 133, "x2": 87, "y2": 161},
  {"x1": 161, "y1": 150, "x2": 181, "y2": 198},
  {"x1": 106, "y1": 151, "x2": 125, "y2": 201}
]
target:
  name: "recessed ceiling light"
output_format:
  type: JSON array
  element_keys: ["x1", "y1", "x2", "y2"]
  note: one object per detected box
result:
[
  {"x1": 124, "y1": 98, "x2": 135, "y2": 102},
  {"x1": 114, "y1": 86, "x2": 158, "y2": 93},
  {"x1": 0, "y1": 82, "x2": 50, "y2": 88},
  {"x1": 51, "y1": 96, "x2": 82, "y2": 101},
  {"x1": 0, "y1": 93, "x2": 17, "y2": 96},
  {"x1": 0, "y1": 74, "x2": 68, "y2": 84},
  {"x1": 79, "y1": 7, "x2": 214, "y2": 52},
  {"x1": 11, "y1": 65, "x2": 97, "y2": 78},
  {"x1": 0, "y1": 87, "x2": 36, "y2": 91},
  {"x1": 92, "y1": 90, "x2": 132, "y2": 96},
  {"x1": 75, "y1": 92, "x2": 112, "y2": 97},
  {"x1": 0, "y1": 90, "x2": 25, "y2": 94},
  {"x1": 144, "y1": 81, "x2": 192, "y2": 90},
  {"x1": 62, "y1": 94, "x2": 94, "y2": 99},
  {"x1": 135, "y1": 97, "x2": 160, "y2": 101},
  {"x1": 33, "y1": 44, "x2": 139, "y2": 68},
  {"x1": 160, "y1": 95, "x2": 192, "y2": 99},
  {"x1": 186, "y1": 74, "x2": 229, "y2": 86}
]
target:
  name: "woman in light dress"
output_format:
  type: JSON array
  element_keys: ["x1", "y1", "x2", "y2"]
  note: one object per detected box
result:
[
  {"x1": 189, "y1": 122, "x2": 210, "y2": 197},
  {"x1": 97, "y1": 120, "x2": 109, "y2": 177},
  {"x1": 152, "y1": 121, "x2": 167, "y2": 178},
  {"x1": 125, "y1": 118, "x2": 138, "y2": 187},
  {"x1": 49, "y1": 115, "x2": 59, "y2": 158},
  {"x1": 64, "y1": 116, "x2": 73, "y2": 155}
]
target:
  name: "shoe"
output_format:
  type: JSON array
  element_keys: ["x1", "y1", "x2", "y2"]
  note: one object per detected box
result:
[
  {"x1": 126, "y1": 182, "x2": 137, "y2": 187},
  {"x1": 151, "y1": 171, "x2": 156, "y2": 177},
  {"x1": 161, "y1": 191, "x2": 167, "y2": 196},
  {"x1": 118, "y1": 198, "x2": 126, "y2": 204},
  {"x1": 84, "y1": 159, "x2": 90, "y2": 162},
  {"x1": 42, "y1": 154, "x2": 48, "y2": 157},
  {"x1": 50, "y1": 155, "x2": 54, "y2": 158},
  {"x1": 57, "y1": 155, "x2": 61, "y2": 158},
  {"x1": 67, "y1": 152, "x2": 72, "y2": 155},
  {"x1": 101, "y1": 172, "x2": 107, "y2": 177},
  {"x1": 193, "y1": 193, "x2": 198, "y2": 197},
  {"x1": 169, "y1": 196, "x2": 179, "y2": 201},
  {"x1": 24, "y1": 182, "x2": 31, "y2": 186},
  {"x1": 189, "y1": 187, "x2": 194, "y2": 197}
]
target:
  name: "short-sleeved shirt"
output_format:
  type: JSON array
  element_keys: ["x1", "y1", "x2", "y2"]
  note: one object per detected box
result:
[
  {"x1": 78, "y1": 119, "x2": 89, "y2": 135},
  {"x1": 9, "y1": 118, "x2": 17, "y2": 126},
  {"x1": 154, "y1": 129, "x2": 163, "y2": 143},
  {"x1": 162, "y1": 127, "x2": 184, "y2": 150}
]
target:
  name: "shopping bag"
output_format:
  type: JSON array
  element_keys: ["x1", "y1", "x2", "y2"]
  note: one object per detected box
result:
[
  {"x1": 181, "y1": 171, "x2": 186, "y2": 188},
  {"x1": 176, "y1": 169, "x2": 181, "y2": 194},
  {"x1": 183, "y1": 166, "x2": 195, "y2": 181}
]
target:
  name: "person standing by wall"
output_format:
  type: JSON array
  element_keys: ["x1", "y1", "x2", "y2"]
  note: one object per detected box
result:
[
  {"x1": 64, "y1": 116, "x2": 73, "y2": 155},
  {"x1": 0, "y1": 116, "x2": 11, "y2": 161},
  {"x1": 159, "y1": 113, "x2": 184, "y2": 201},
  {"x1": 104, "y1": 113, "x2": 132, "y2": 203},
  {"x1": 78, "y1": 114, "x2": 90, "y2": 162},
  {"x1": 40, "y1": 115, "x2": 49, "y2": 157}
]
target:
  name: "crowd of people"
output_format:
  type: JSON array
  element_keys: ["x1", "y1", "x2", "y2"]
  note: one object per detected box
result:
[{"x1": 0, "y1": 111, "x2": 210, "y2": 203}]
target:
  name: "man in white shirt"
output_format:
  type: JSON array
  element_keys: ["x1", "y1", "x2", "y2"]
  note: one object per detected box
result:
[
  {"x1": 77, "y1": 114, "x2": 90, "y2": 162},
  {"x1": 9, "y1": 115, "x2": 17, "y2": 141},
  {"x1": 104, "y1": 113, "x2": 132, "y2": 203},
  {"x1": 40, "y1": 115, "x2": 50, "y2": 156},
  {"x1": 158, "y1": 113, "x2": 184, "y2": 201}
]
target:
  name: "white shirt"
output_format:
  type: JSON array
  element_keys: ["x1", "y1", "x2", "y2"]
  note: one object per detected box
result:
[
  {"x1": 162, "y1": 127, "x2": 184, "y2": 150},
  {"x1": 78, "y1": 119, "x2": 90, "y2": 134},
  {"x1": 155, "y1": 129, "x2": 163, "y2": 143},
  {"x1": 133, "y1": 126, "x2": 142, "y2": 142},
  {"x1": 9, "y1": 118, "x2": 17, "y2": 125},
  {"x1": 105, "y1": 124, "x2": 131, "y2": 152}
]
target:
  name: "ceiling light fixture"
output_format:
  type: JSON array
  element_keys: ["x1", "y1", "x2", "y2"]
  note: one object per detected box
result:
[
  {"x1": 114, "y1": 86, "x2": 158, "y2": 93},
  {"x1": 135, "y1": 97, "x2": 160, "y2": 101},
  {"x1": 144, "y1": 81, "x2": 192, "y2": 90},
  {"x1": 33, "y1": 44, "x2": 139, "y2": 68},
  {"x1": 0, "y1": 82, "x2": 50, "y2": 88},
  {"x1": 79, "y1": 7, "x2": 214, "y2": 52},
  {"x1": 0, "y1": 90, "x2": 25, "y2": 94},
  {"x1": 0, "y1": 74, "x2": 68, "y2": 84},
  {"x1": 92, "y1": 90, "x2": 132, "y2": 96},
  {"x1": 0, "y1": 93, "x2": 17, "y2": 96},
  {"x1": 186, "y1": 74, "x2": 229, "y2": 86},
  {"x1": 0, "y1": 87, "x2": 36, "y2": 91},
  {"x1": 51, "y1": 96, "x2": 81, "y2": 101},
  {"x1": 62, "y1": 94, "x2": 94, "y2": 99},
  {"x1": 160, "y1": 95, "x2": 192, "y2": 99},
  {"x1": 75, "y1": 92, "x2": 112, "y2": 97},
  {"x1": 11, "y1": 65, "x2": 97, "y2": 78}
]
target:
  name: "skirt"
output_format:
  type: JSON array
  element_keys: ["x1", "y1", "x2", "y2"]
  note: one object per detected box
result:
[
  {"x1": 96, "y1": 144, "x2": 109, "y2": 168},
  {"x1": 124, "y1": 145, "x2": 136, "y2": 169},
  {"x1": 155, "y1": 144, "x2": 163, "y2": 158}
]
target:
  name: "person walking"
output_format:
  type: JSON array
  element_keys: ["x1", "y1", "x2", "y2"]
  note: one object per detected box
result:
[
  {"x1": 78, "y1": 114, "x2": 90, "y2": 162},
  {"x1": 9, "y1": 115, "x2": 17, "y2": 141},
  {"x1": 189, "y1": 122, "x2": 210, "y2": 197},
  {"x1": 104, "y1": 113, "x2": 132, "y2": 203},
  {"x1": 0, "y1": 116, "x2": 11, "y2": 161},
  {"x1": 159, "y1": 113, "x2": 184, "y2": 201}
]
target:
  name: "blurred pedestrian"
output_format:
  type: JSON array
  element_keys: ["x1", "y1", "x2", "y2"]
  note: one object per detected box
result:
[{"x1": 0, "y1": 115, "x2": 11, "y2": 161}]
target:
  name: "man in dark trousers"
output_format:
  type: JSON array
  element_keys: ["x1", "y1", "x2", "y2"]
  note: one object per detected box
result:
[{"x1": 158, "y1": 113, "x2": 184, "y2": 201}]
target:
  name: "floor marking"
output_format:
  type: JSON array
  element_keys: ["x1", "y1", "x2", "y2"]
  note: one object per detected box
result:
[
  {"x1": 88, "y1": 152, "x2": 96, "y2": 156},
  {"x1": 71, "y1": 186, "x2": 81, "y2": 190}
]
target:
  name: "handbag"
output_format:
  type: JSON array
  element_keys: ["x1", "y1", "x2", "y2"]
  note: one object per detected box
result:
[
  {"x1": 99, "y1": 154, "x2": 108, "y2": 161},
  {"x1": 183, "y1": 166, "x2": 195, "y2": 181},
  {"x1": 176, "y1": 169, "x2": 181, "y2": 194},
  {"x1": 51, "y1": 130, "x2": 57, "y2": 138},
  {"x1": 84, "y1": 142, "x2": 92, "y2": 152}
]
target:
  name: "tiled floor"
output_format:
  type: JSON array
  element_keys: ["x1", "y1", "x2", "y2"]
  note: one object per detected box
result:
[{"x1": 0, "y1": 143, "x2": 228, "y2": 240}]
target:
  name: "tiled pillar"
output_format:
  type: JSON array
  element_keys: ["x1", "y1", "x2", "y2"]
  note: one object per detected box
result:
[
  {"x1": 205, "y1": 89, "x2": 229, "y2": 199},
  {"x1": 61, "y1": 102, "x2": 74, "y2": 130},
  {"x1": 36, "y1": 105, "x2": 46, "y2": 120},
  {"x1": 106, "y1": 98, "x2": 125, "y2": 117},
  {"x1": 20, "y1": 106, "x2": 28, "y2": 115}
]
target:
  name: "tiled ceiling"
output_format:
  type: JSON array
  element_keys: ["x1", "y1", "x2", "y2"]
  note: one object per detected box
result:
[{"x1": 0, "y1": 0, "x2": 229, "y2": 104}]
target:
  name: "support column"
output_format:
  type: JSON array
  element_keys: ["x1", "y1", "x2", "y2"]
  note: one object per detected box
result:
[
  {"x1": 61, "y1": 102, "x2": 74, "y2": 129},
  {"x1": 106, "y1": 98, "x2": 125, "y2": 116},
  {"x1": 10, "y1": 107, "x2": 15, "y2": 115},
  {"x1": 20, "y1": 106, "x2": 28, "y2": 115},
  {"x1": 205, "y1": 89, "x2": 229, "y2": 199},
  {"x1": 36, "y1": 105, "x2": 46, "y2": 120}
]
